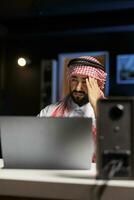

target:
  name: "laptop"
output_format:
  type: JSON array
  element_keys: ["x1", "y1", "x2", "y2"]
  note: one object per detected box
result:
[{"x1": 0, "y1": 116, "x2": 94, "y2": 169}]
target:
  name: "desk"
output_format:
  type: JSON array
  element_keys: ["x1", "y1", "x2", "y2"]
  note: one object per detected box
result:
[
  {"x1": 0, "y1": 161, "x2": 134, "y2": 200},
  {"x1": 0, "y1": 160, "x2": 96, "y2": 200}
]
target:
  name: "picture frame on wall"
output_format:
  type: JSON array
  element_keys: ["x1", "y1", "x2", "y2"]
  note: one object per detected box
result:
[
  {"x1": 117, "y1": 54, "x2": 134, "y2": 84},
  {"x1": 58, "y1": 51, "x2": 109, "y2": 100}
]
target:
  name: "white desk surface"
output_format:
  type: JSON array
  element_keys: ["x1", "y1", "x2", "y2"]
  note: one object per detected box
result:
[
  {"x1": 0, "y1": 159, "x2": 96, "y2": 183},
  {"x1": 0, "y1": 160, "x2": 134, "y2": 200}
]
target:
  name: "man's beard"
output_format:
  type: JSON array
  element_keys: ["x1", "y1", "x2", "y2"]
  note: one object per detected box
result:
[{"x1": 70, "y1": 90, "x2": 89, "y2": 107}]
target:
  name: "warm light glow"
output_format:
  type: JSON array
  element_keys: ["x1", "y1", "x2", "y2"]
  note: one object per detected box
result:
[{"x1": 17, "y1": 57, "x2": 27, "y2": 67}]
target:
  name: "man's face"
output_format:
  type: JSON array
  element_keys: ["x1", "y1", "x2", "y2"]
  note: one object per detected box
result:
[{"x1": 69, "y1": 75, "x2": 89, "y2": 106}]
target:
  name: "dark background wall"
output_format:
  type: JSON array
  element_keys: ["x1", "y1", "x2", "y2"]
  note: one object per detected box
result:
[{"x1": 0, "y1": 0, "x2": 134, "y2": 115}]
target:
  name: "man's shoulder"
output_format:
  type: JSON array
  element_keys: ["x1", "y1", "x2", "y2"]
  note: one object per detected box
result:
[
  {"x1": 44, "y1": 102, "x2": 59, "y2": 112},
  {"x1": 38, "y1": 101, "x2": 60, "y2": 117}
]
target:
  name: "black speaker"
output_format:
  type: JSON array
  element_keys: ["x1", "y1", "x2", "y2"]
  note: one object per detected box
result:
[{"x1": 96, "y1": 97, "x2": 134, "y2": 179}]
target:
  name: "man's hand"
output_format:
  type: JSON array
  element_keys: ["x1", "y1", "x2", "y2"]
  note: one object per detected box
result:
[{"x1": 86, "y1": 77, "x2": 100, "y2": 117}]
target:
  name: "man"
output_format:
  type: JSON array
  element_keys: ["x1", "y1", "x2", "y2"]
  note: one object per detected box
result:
[
  {"x1": 38, "y1": 56, "x2": 107, "y2": 122},
  {"x1": 38, "y1": 56, "x2": 107, "y2": 162}
]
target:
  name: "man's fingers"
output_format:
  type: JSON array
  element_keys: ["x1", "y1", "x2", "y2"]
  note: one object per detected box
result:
[
  {"x1": 86, "y1": 78, "x2": 90, "y2": 88},
  {"x1": 86, "y1": 77, "x2": 98, "y2": 88}
]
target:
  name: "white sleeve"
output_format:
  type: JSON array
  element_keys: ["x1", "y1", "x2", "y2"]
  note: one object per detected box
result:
[
  {"x1": 37, "y1": 104, "x2": 56, "y2": 117},
  {"x1": 37, "y1": 107, "x2": 48, "y2": 117}
]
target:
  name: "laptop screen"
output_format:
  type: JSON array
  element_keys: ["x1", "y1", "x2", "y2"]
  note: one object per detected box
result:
[{"x1": 0, "y1": 116, "x2": 94, "y2": 169}]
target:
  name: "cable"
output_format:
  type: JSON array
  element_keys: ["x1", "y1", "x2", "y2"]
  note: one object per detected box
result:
[
  {"x1": 90, "y1": 159, "x2": 124, "y2": 200},
  {"x1": 103, "y1": 159, "x2": 123, "y2": 179}
]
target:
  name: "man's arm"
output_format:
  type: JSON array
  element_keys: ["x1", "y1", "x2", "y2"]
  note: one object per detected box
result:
[{"x1": 86, "y1": 77, "x2": 101, "y2": 117}]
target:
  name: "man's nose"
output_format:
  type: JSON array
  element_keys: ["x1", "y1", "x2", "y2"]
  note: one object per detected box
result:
[{"x1": 76, "y1": 82, "x2": 82, "y2": 91}]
